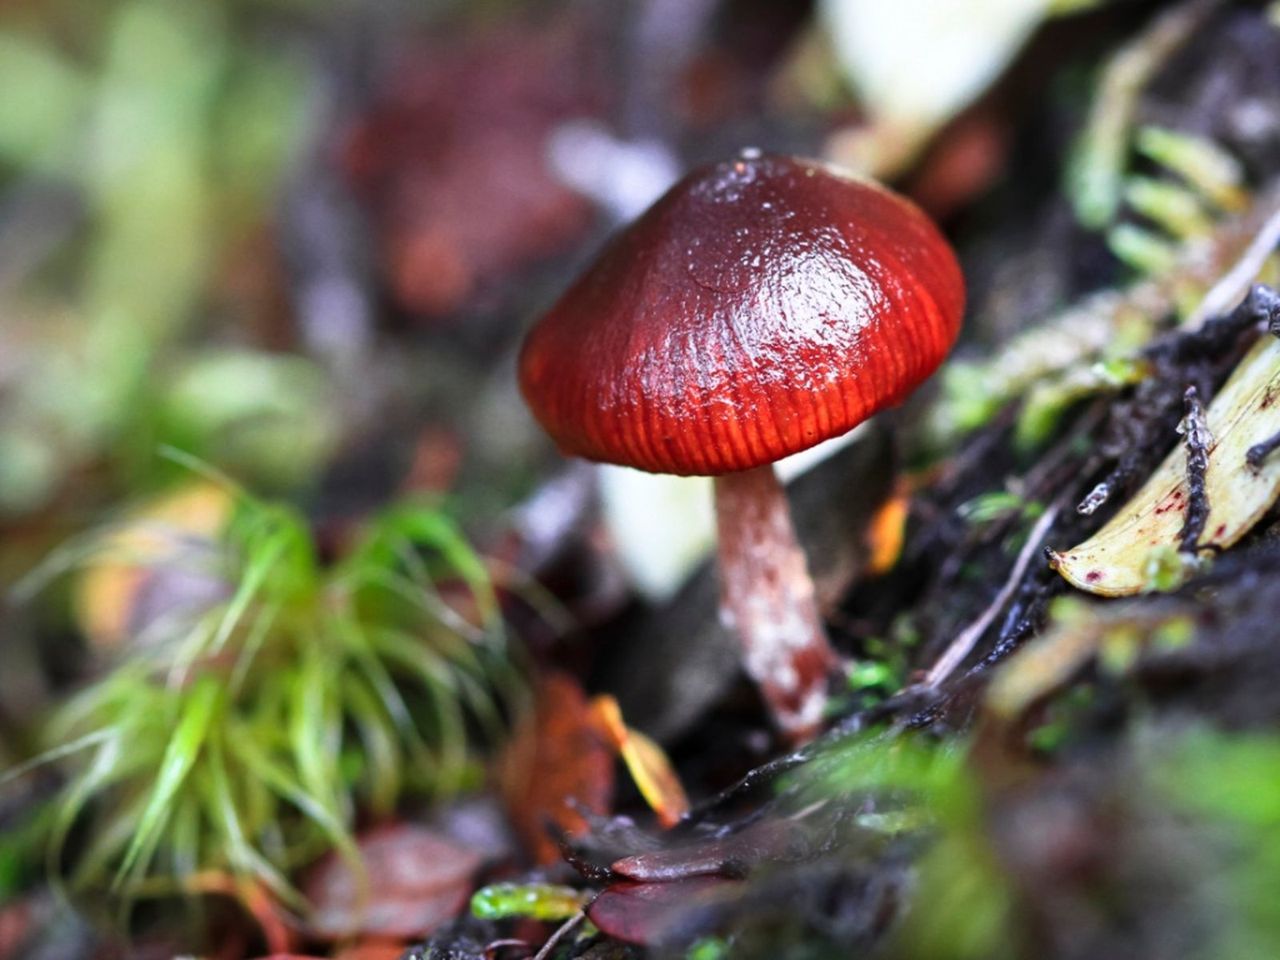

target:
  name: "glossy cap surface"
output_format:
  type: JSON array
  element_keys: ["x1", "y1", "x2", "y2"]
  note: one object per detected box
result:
[{"x1": 519, "y1": 153, "x2": 964, "y2": 475}]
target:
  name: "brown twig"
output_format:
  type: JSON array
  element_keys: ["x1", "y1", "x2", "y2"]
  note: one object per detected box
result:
[
  {"x1": 923, "y1": 503, "x2": 1062, "y2": 688},
  {"x1": 1185, "y1": 201, "x2": 1280, "y2": 327},
  {"x1": 1246, "y1": 431, "x2": 1280, "y2": 470},
  {"x1": 1178, "y1": 385, "x2": 1212, "y2": 553},
  {"x1": 531, "y1": 910, "x2": 586, "y2": 960}
]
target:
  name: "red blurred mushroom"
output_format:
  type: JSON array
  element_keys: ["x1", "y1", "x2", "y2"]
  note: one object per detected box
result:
[
  {"x1": 341, "y1": 17, "x2": 605, "y2": 320},
  {"x1": 519, "y1": 151, "x2": 964, "y2": 742}
]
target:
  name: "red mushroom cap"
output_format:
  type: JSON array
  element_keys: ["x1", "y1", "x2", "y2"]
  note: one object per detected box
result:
[{"x1": 519, "y1": 152, "x2": 964, "y2": 476}]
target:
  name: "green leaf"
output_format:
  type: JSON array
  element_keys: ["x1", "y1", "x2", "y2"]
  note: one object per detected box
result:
[
  {"x1": 287, "y1": 645, "x2": 341, "y2": 821},
  {"x1": 342, "y1": 677, "x2": 401, "y2": 816},
  {"x1": 49, "y1": 735, "x2": 123, "y2": 899},
  {"x1": 115, "y1": 675, "x2": 223, "y2": 887},
  {"x1": 227, "y1": 733, "x2": 360, "y2": 878},
  {"x1": 203, "y1": 731, "x2": 303, "y2": 909}
]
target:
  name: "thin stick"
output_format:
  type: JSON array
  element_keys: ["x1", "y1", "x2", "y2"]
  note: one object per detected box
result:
[
  {"x1": 531, "y1": 911, "x2": 586, "y2": 960},
  {"x1": 924, "y1": 504, "x2": 1061, "y2": 688},
  {"x1": 1184, "y1": 200, "x2": 1280, "y2": 328},
  {"x1": 1247, "y1": 430, "x2": 1280, "y2": 469}
]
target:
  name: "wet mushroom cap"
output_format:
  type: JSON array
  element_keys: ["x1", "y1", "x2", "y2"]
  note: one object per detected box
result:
[{"x1": 518, "y1": 153, "x2": 965, "y2": 476}]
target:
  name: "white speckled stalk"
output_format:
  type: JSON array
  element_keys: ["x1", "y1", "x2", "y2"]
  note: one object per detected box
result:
[{"x1": 714, "y1": 464, "x2": 837, "y2": 743}]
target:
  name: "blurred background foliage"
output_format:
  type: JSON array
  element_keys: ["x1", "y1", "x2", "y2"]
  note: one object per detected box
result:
[
  {"x1": 0, "y1": 0, "x2": 539, "y2": 934},
  {"x1": 0, "y1": 0, "x2": 322, "y2": 516}
]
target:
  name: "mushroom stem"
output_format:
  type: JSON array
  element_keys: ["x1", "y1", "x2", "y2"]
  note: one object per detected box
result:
[{"x1": 713, "y1": 464, "x2": 837, "y2": 743}]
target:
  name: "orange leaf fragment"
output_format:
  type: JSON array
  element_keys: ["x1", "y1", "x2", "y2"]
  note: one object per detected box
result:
[
  {"x1": 865, "y1": 487, "x2": 910, "y2": 576},
  {"x1": 183, "y1": 870, "x2": 296, "y2": 955},
  {"x1": 76, "y1": 481, "x2": 233, "y2": 650},
  {"x1": 590, "y1": 695, "x2": 689, "y2": 829},
  {"x1": 499, "y1": 672, "x2": 615, "y2": 863}
]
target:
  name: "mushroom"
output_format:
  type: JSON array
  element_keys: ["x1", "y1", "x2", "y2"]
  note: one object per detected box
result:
[{"x1": 519, "y1": 151, "x2": 964, "y2": 742}]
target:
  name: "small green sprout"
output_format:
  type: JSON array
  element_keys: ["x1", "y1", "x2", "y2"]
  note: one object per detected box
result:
[
  {"x1": 1134, "y1": 126, "x2": 1248, "y2": 214},
  {"x1": 470, "y1": 882, "x2": 589, "y2": 922},
  {"x1": 846, "y1": 660, "x2": 898, "y2": 693},
  {"x1": 1123, "y1": 176, "x2": 1213, "y2": 240},
  {"x1": 686, "y1": 936, "x2": 731, "y2": 960},
  {"x1": 1107, "y1": 222, "x2": 1178, "y2": 275},
  {"x1": 834, "y1": 623, "x2": 918, "y2": 713},
  {"x1": 958, "y1": 491, "x2": 1033, "y2": 526},
  {"x1": 1141, "y1": 544, "x2": 1198, "y2": 593}
]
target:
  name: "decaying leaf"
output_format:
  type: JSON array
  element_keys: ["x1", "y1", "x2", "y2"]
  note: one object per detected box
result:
[
  {"x1": 1052, "y1": 333, "x2": 1280, "y2": 595},
  {"x1": 305, "y1": 824, "x2": 482, "y2": 940},
  {"x1": 589, "y1": 695, "x2": 689, "y2": 829},
  {"x1": 499, "y1": 672, "x2": 615, "y2": 863},
  {"x1": 586, "y1": 878, "x2": 738, "y2": 947},
  {"x1": 76, "y1": 482, "x2": 233, "y2": 650},
  {"x1": 610, "y1": 816, "x2": 805, "y2": 882}
]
